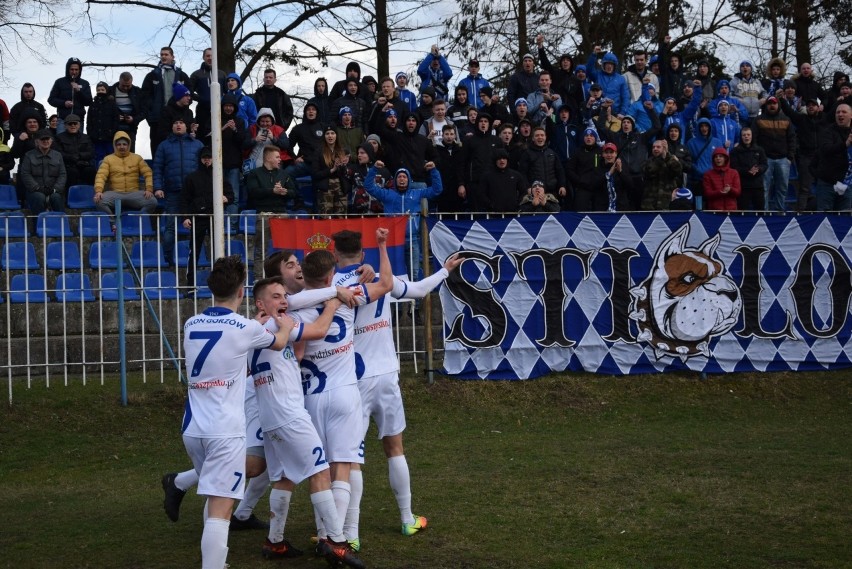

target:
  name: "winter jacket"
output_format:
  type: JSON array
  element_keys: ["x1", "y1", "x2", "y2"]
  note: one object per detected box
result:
[
  {"x1": 47, "y1": 58, "x2": 93, "y2": 121},
  {"x1": 779, "y1": 97, "x2": 821, "y2": 157},
  {"x1": 331, "y1": 92, "x2": 369, "y2": 130},
  {"x1": 482, "y1": 166, "x2": 527, "y2": 212},
  {"x1": 730, "y1": 62, "x2": 767, "y2": 118},
  {"x1": 55, "y1": 130, "x2": 95, "y2": 169},
  {"x1": 108, "y1": 82, "x2": 147, "y2": 133},
  {"x1": 253, "y1": 85, "x2": 294, "y2": 130},
  {"x1": 623, "y1": 64, "x2": 660, "y2": 103},
  {"x1": 538, "y1": 48, "x2": 584, "y2": 118},
  {"x1": 710, "y1": 112, "x2": 740, "y2": 149},
  {"x1": 686, "y1": 118, "x2": 724, "y2": 183},
  {"x1": 290, "y1": 116, "x2": 324, "y2": 160},
  {"x1": 224, "y1": 73, "x2": 258, "y2": 129},
  {"x1": 417, "y1": 54, "x2": 452, "y2": 100},
  {"x1": 86, "y1": 94, "x2": 121, "y2": 143},
  {"x1": 761, "y1": 58, "x2": 788, "y2": 98},
  {"x1": 189, "y1": 62, "x2": 226, "y2": 108},
  {"x1": 364, "y1": 166, "x2": 442, "y2": 235},
  {"x1": 814, "y1": 122, "x2": 852, "y2": 185},
  {"x1": 596, "y1": 110, "x2": 660, "y2": 176},
  {"x1": 518, "y1": 142, "x2": 566, "y2": 195},
  {"x1": 308, "y1": 79, "x2": 333, "y2": 126},
  {"x1": 153, "y1": 133, "x2": 203, "y2": 194},
  {"x1": 245, "y1": 164, "x2": 299, "y2": 213},
  {"x1": 142, "y1": 63, "x2": 190, "y2": 125},
  {"x1": 458, "y1": 74, "x2": 493, "y2": 109},
  {"x1": 709, "y1": 80, "x2": 750, "y2": 122},
  {"x1": 459, "y1": 128, "x2": 500, "y2": 186},
  {"x1": 507, "y1": 70, "x2": 539, "y2": 109},
  {"x1": 94, "y1": 132, "x2": 153, "y2": 194},
  {"x1": 730, "y1": 142, "x2": 768, "y2": 191},
  {"x1": 547, "y1": 115, "x2": 580, "y2": 165},
  {"x1": 519, "y1": 191, "x2": 561, "y2": 213},
  {"x1": 158, "y1": 98, "x2": 196, "y2": 141},
  {"x1": 657, "y1": 42, "x2": 688, "y2": 100},
  {"x1": 752, "y1": 109, "x2": 796, "y2": 160},
  {"x1": 180, "y1": 155, "x2": 235, "y2": 217},
  {"x1": 9, "y1": 86, "x2": 47, "y2": 137},
  {"x1": 642, "y1": 152, "x2": 684, "y2": 210},
  {"x1": 19, "y1": 148, "x2": 66, "y2": 195},
  {"x1": 586, "y1": 52, "x2": 631, "y2": 116},
  {"x1": 373, "y1": 117, "x2": 437, "y2": 183},
  {"x1": 702, "y1": 148, "x2": 741, "y2": 210}
]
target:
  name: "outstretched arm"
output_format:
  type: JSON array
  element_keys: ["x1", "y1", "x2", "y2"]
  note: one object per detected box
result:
[{"x1": 393, "y1": 253, "x2": 462, "y2": 299}]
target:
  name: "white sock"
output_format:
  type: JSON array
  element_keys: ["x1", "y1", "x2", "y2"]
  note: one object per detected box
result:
[
  {"x1": 343, "y1": 470, "x2": 363, "y2": 541},
  {"x1": 267, "y1": 488, "x2": 292, "y2": 543},
  {"x1": 388, "y1": 455, "x2": 414, "y2": 524},
  {"x1": 233, "y1": 469, "x2": 269, "y2": 520},
  {"x1": 200, "y1": 518, "x2": 230, "y2": 569},
  {"x1": 330, "y1": 480, "x2": 351, "y2": 536},
  {"x1": 202, "y1": 500, "x2": 208, "y2": 523},
  {"x1": 312, "y1": 489, "x2": 343, "y2": 542},
  {"x1": 175, "y1": 469, "x2": 199, "y2": 491}
]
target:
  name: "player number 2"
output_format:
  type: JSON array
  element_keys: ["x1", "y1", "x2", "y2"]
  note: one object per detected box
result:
[{"x1": 312, "y1": 446, "x2": 327, "y2": 466}]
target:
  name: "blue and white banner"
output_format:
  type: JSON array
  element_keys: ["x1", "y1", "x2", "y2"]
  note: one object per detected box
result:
[{"x1": 428, "y1": 213, "x2": 852, "y2": 379}]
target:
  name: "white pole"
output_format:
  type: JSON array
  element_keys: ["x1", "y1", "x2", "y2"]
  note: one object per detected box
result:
[{"x1": 209, "y1": 0, "x2": 225, "y2": 260}]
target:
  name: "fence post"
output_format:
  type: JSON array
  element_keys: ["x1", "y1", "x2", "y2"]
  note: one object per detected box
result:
[{"x1": 420, "y1": 198, "x2": 434, "y2": 384}]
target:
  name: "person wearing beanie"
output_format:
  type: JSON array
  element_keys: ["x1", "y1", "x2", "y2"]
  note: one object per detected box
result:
[
  {"x1": 779, "y1": 79, "x2": 802, "y2": 114},
  {"x1": 93, "y1": 131, "x2": 156, "y2": 227},
  {"x1": 416, "y1": 86, "x2": 437, "y2": 122},
  {"x1": 585, "y1": 46, "x2": 631, "y2": 117},
  {"x1": 730, "y1": 126, "x2": 768, "y2": 210},
  {"x1": 482, "y1": 147, "x2": 527, "y2": 211},
  {"x1": 395, "y1": 71, "x2": 418, "y2": 113},
  {"x1": 331, "y1": 78, "x2": 369, "y2": 130},
  {"x1": 730, "y1": 60, "x2": 768, "y2": 120},
  {"x1": 344, "y1": 141, "x2": 390, "y2": 214},
  {"x1": 156, "y1": 82, "x2": 196, "y2": 155},
  {"x1": 47, "y1": 57, "x2": 93, "y2": 135},
  {"x1": 642, "y1": 138, "x2": 684, "y2": 210},
  {"x1": 520, "y1": 179, "x2": 561, "y2": 212},
  {"x1": 508, "y1": 52, "x2": 538, "y2": 108},
  {"x1": 215, "y1": 94, "x2": 249, "y2": 210},
  {"x1": 709, "y1": 80, "x2": 749, "y2": 123},
  {"x1": 511, "y1": 97, "x2": 532, "y2": 126},
  {"x1": 142, "y1": 46, "x2": 190, "y2": 154},
  {"x1": 417, "y1": 45, "x2": 452, "y2": 101},
  {"x1": 86, "y1": 81, "x2": 121, "y2": 162},
  {"x1": 478, "y1": 86, "x2": 510, "y2": 127},
  {"x1": 669, "y1": 187, "x2": 694, "y2": 210},
  {"x1": 458, "y1": 58, "x2": 493, "y2": 110},
  {"x1": 335, "y1": 105, "x2": 365, "y2": 155}
]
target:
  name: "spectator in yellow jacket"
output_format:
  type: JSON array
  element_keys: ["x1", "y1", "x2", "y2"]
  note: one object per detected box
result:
[{"x1": 94, "y1": 131, "x2": 156, "y2": 229}]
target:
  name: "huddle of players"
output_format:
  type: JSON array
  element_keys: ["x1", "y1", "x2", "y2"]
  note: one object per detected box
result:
[{"x1": 176, "y1": 227, "x2": 461, "y2": 569}]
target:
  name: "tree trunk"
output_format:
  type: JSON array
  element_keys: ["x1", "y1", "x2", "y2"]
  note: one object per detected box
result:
[
  {"x1": 217, "y1": 0, "x2": 237, "y2": 74},
  {"x1": 375, "y1": 0, "x2": 389, "y2": 79},
  {"x1": 791, "y1": 0, "x2": 811, "y2": 66},
  {"x1": 517, "y1": 0, "x2": 527, "y2": 63}
]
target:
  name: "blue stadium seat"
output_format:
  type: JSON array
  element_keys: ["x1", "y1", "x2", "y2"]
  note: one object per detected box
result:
[
  {"x1": 35, "y1": 211, "x2": 73, "y2": 238},
  {"x1": 0, "y1": 211, "x2": 29, "y2": 238},
  {"x1": 45, "y1": 242, "x2": 83, "y2": 270},
  {"x1": 130, "y1": 241, "x2": 165, "y2": 268},
  {"x1": 143, "y1": 271, "x2": 183, "y2": 299},
  {"x1": 225, "y1": 210, "x2": 257, "y2": 236},
  {"x1": 0, "y1": 184, "x2": 19, "y2": 210},
  {"x1": 191, "y1": 270, "x2": 213, "y2": 298},
  {"x1": 120, "y1": 212, "x2": 156, "y2": 237},
  {"x1": 100, "y1": 271, "x2": 141, "y2": 301},
  {"x1": 79, "y1": 211, "x2": 113, "y2": 238},
  {"x1": 2, "y1": 242, "x2": 39, "y2": 270},
  {"x1": 89, "y1": 240, "x2": 125, "y2": 269},
  {"x1": 9, "y1": 274, "x2": 49, "y2": 303},
  {"x1": 67, "y1": 185, "x2": 96, "y2": 209},
  {"x1": 55, "y1": 272, "x2": 96, "y2": 302}
]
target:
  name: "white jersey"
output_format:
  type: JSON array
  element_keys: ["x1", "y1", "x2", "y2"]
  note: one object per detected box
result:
[
  {"x1": 334, "y1": 264, "x2": 450, "y2": 378},
  {"x1": 182, "y1": 307, "x2": 275, "y2": 438},
  {"x1": 292, "y1": 283, "x2": 370, "y2": 396},
  {"x1": 251, "y1": 317, "x2": 306, "y2": 431}
]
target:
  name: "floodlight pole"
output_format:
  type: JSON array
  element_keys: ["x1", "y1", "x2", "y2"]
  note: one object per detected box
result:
[{"x1": 209, "y1": 0, "x2": 225, "y2": 261}]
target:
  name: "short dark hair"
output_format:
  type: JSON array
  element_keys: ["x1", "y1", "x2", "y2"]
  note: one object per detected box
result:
[
  {"x1": 253, "y1": 275, "x2": 285, "y2": 299},
  {"x1": 264, "y1": 68, "x2": 277, "y2": 76},
  {"x1": 207, "y1": 255, "x2": 246, "y2": 300},
  {"x1": 119, "y1": 72, "x2": 132, "y2": 82},
  {"x1": 160, "y1": 46, "x2": 174, "y2": 56},
  {"x1": 331, "y1": 230, "x2": 363, "y2": 256},
  {"x1": 264, "y1": 250, "x2": 297, "y2": 278},
  {"x1": 499, "y1": 123, "x2": 514, "y2": 133},
  {"x1": 539, "y1": 70, "x2": 551, "y2": 78},
  {"x1": 301, "y1": 250, "x2": 336, "y2": 287}
]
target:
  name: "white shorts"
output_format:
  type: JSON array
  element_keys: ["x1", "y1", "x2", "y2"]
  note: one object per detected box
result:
[
  {"x1": 359, "y1": 371, "x2": 406, "y2": 439},
  {"x1": 183, "y1": 435, "x2": 247, "y2": 500},
  {"x1": 304, "y1": 383, "x2": 365, "y2": 464},
  {"x1": 246, "y1": 412, "x2": 265, "y2": 457},
  {"x1": 263, "y1": 412, "x2": 329, "y2": 485}
]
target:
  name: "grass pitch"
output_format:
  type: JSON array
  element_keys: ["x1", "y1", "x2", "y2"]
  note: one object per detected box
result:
[{"x1": 1, "y1": 369, "x2": 850, "y2": 568}]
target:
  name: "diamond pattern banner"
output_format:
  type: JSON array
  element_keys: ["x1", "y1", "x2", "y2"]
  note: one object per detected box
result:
[{"x1": 428, "y1": 213, "x2": 852, "y2": 379}]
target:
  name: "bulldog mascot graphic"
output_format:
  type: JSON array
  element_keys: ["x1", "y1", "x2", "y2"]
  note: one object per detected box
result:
[{"x1": 629, "y1": 224, "x2": 742, "y2": 359}]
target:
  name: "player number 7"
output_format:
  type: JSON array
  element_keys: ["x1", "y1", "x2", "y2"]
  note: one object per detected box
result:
[{"x1": 188, "y1": 331, "x2": 223, "y2": 377}]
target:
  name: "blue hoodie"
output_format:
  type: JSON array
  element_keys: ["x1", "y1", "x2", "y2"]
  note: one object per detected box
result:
[
  {"x1": 364, "y1": 167, "x2": 442, "y2": 236},
  {"x1": 224, "y1": 73, "x2": 258, "y2": 128},
  {"x1": 686, "y1": 118, "x2": 724, "y2": 181},
  {"x1": 586, "y1": 52, "x2": 631, "y2": 116},
  {"x1": 709, "y1": 79, "x2": 749, "y2": 123}
]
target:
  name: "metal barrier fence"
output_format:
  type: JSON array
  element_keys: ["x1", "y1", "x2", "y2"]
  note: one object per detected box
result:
[{"x1": 1, "y1": 210, "x2": 425, "y2": 403}]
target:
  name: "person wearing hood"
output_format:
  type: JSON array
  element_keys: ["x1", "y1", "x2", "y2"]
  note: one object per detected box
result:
[
  {"x1": 482, "y1": 148, "x2": 527, "y2": 212},
  {"x1": 752, "y1": 96, "x2": 796, "y2": 211},
  {"x1": 508, "y1": 53, "x2": 539, "y2": 108},
  {"x1": 142, "y1": 47, "x2": 190, "y2": 153},
  {"x1": 642, "y1": 138, "x2": 684, "y2": 210},
  {"x1": 19, "y1": 129, "x2": 66, "y2": 214},
  {"x1": 657, "y1": 35, "x2": 688, "y2": 99},
  {"x1": 702, "y1": 147, "x2": 740, "y2": 210},
  {"x1": 9, "y1": 83, "x2": 47, "y2": 140},
  {"x1": 825, "y1": 82, "x2": 852, "y2": 123},
  {"x1": 180, "y1": 146, "x2": 236, "y2": 288},
  {"x1": 362, "y1": 75, "x2": 379, "y2": 104},
  {"x1": 710, "y1": 100, "x2": 741, "y2": 150},
  {"x1": 287, "y1": 101, "x2": 324, "y2": 181},
  {"x1": 730, "y1": 60, "x2": 768, "y2": 120},
  {"x1": 520, "y1": 179, "x2": 561, "y2": 212},
  {"x1": 535, "y1": 34, "x2": 583, "y2": 118},
  {"x1": 330, "y1": 61, "x2": 365, "y2": 101},
  {"x1": 365, "y1": 159, "x2": 442, "y2": 280},
  {"x1": 478, "y1": 87, "x2": 509, "y2": 128},
  {"x1": 154, "y1": 117, "x2": 204, "y2": 262},
  {"x1": 546, "y1": 104, "x2": 580, "y2": 174},
  {"x1": 762, "y1": 58, "x2": 787, "y2": 98},
  {"x1": 664, "y1": 122, "x2": 692, "y2": 174},
  {"x1": 826, "y1": 71, "x2": 850, "y2": 106},
  {"x1": 694, "y1": 60, "x2": 716, "y2": 102},
  {"x1": 709, "y1": 80, "x2": 750, "y2": 123},
  {"x1": 55, "y1": 113, "x2": 96, "y2": 188},
  {"x1": 189, "y1": 48, "x2": 226, "y2": 137},
  {"x1": 574, "y1": 65, "x2": 591, "y2": 102},
  {"x1": 625, "y1": 83, "x2": 663, "y2": 132},
  {"x1": 344, "y1": 142, "x2": 389, "y2": 214},
  {"x1": 213, "y1": 94, "x2": 249, "y2": 210},
  {"x1": 417, "y1": 45, "x2": 452, "y2": 101},
  {"x1": 155, "y1": 83, "x2": 196, "y2": 155},
  {"x1": 371, "y1": 111, "x2": 437, "y2": 184},
  {"x1": 448, "y1": 85, "x2": 473, "y2": 127},
  {"x1": 730, "y1": 126, "x2": 768, "y2": 210},
  {"x1": 94, "y1": 131, "x2": 156, "y2": 226},
  {"x1": 308, "y1": 77, "x2": 332, "y2": 126},
  {"x1": 394, "y1": 72, "x2": 418, "y2": 113},
  {"x1": 622, "y1": 50, "x2": 660, "y2": 103},
  {"x1": 416, "y1": 86, "x2": 436, "y2": 123},
  {"x1": 458, "y1": 112, "x2": 500, "y2": 210},
  {"x1": 586, "y1": 46, "x2": 631, "y2": 117},
  {"x1": 331, "y1": 78, "x2": 369, "y2": 130},
  {"x1": 48, "y1": 57, "x2": 93, "y2": 135},
  {"x1": 457, "y1": 59, "x2": 492, "y2": 110},
  {"x1": 686, "y1": 118, "x2": 724, "y2": 208},
  {"x1": 251, "y1": 68, "x2": 294, "y2": 131},
  {"x1": 109, "y1": 72, "x2": 146, "y2": 152},
  {"x1": 244, "y1": 107, "x2": 291, "y2": 175},
  {"x1": 567, "y1": 128, "x2": 604, "y2": 209},
  {"x1": 86, "y1": 81, "x2": 121, "y2": 162},
  {"x1": 224, "y1": 73, "x2": 258, "y2": 130}
]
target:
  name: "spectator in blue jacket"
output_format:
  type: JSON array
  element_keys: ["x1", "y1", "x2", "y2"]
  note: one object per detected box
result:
[
  {"x1": 458, "y1": 59, "x2": 493, "y2": 109},
  {"x1": 224, "y1": 73, "x2": 258, "y2": 130},
  {"x1": 586, "y1": 47, "x2": 631, "y2": 117},
  {"x1": 709, "y1": 80, "x2": 749, "y2": 123},
  {"x1": 364, "y1": 160, "x2": 442, "y2": 281},
  {"x1": 417, "y1": 45, "x2": 452, "y2": 101},
  {"x1": 153, "y1": 117, "x2": 203, "y2": 264},
  {"x1": 395, "y1": 72, "x2": 419, "y2": 113},
  {"x1": 686, "y1": 117, "x2": 724, "y2": 208}
]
